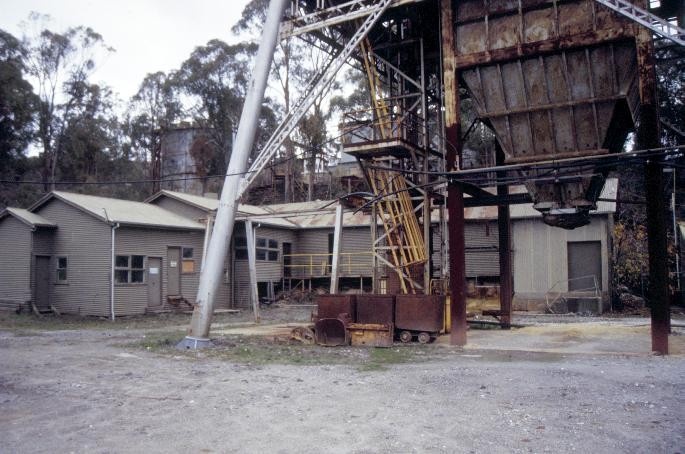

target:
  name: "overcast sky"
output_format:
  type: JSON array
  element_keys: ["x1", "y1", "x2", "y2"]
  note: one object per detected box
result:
[{"x1": 0, "y1": 0, "x2": 253, "y2": 102}]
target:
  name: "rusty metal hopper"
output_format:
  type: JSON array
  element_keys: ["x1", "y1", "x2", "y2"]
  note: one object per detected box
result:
[
  {"x1": 462, "y1": 42, "x2": 638, "y2": 227},
  {"x1": 455, "y1": 0, "x2": 640, "y2": 228}
]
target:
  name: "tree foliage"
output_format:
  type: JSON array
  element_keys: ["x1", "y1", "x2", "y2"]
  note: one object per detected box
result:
[
  {"x1": 21, "y1": 13, "x2": 114, "y2": 191},
  {"x1": 0, "y1": 30, "x2": 38, "y2": 168}
]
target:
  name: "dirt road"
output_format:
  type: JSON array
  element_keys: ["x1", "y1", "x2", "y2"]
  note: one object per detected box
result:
[{"x1": 1, "y1": 311, "x2": 684, "y2": 453}]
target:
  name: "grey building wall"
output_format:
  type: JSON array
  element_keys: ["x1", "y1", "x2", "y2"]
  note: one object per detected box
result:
[
  {"x1": 512, "y1": 215, "x2": 612, "y2": 306},
  {"x1": 432, "y1": 221, "x2": 500, "y2": 279},
  {"x1": 0, "y1": 217, "x2": 32, "y2": 308},
  {"x1": 233, "y1": 224, "x2": 296, "y2": 308},
  {"x1": 113, "y1": 226, "x2": 227, "y2": 315},
  {"x1": 34, "y1": 200, "x2": 111, "y2": 316},
  {"x1": 294, "y1": 227, "x2": 373, "y2": 277},
  {"x1": 465, "y1": 221, "x2": 499, "y2": 279}
]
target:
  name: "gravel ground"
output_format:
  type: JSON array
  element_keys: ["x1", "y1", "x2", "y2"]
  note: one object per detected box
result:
[{"x1": 1, "y1": 308, "x2": 684, "y2": 454}]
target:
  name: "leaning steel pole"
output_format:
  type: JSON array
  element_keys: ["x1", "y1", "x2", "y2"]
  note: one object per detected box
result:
[{"x1": 178, "y1": 0, "x2": 288, "y2": 349}]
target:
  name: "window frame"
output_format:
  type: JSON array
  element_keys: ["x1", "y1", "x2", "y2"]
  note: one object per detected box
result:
[
  {"x1": 55, "y1": 256, "x2": 68, "y2": 284},
  {"x1": 181, "y1": 247, "x2": 196, "y2": 274},
  {"x1": 114, "y1": 255, "x2": 146, "y2": 285},
  {"x1": 234, "y1": 236, "x2": 279, "y2": 262},
  {"x1": 256, "y1": 237, "x2": 279, "y2": 262}
]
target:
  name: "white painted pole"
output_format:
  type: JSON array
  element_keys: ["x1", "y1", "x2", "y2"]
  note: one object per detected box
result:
[
  {"x1": 329, "y1": 204, "x2": 343, "y2": 294},
  {"x1": 179, "y1": 0, "x2": 288, "y2": 347},
  {"x1": 245, "y1": 220, "x2": 261, "y2": 323}
]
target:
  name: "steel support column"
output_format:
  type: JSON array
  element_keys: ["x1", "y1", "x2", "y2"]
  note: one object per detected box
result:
[
  {"x1": 441, "y1": 0, "x2": 467, "y2": 345},
  {"x1": 636, "y1": 9, "x2": 669, "y2": 354},
  {"x1": 497, "y1": 146, "x2": 513, "y2": 329}
]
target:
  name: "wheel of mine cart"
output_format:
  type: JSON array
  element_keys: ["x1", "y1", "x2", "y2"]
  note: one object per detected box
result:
[
  {"x1": 399, "y1": 330, "x2": 413, "y2": 343},
  {"x1": 417, "y1": 332, "x2": 431, "y2": 344}
]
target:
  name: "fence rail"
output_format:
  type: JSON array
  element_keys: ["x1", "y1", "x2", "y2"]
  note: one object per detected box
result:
[{"x1": 284, "y1": 252, "x2": 373, "y2": 278}]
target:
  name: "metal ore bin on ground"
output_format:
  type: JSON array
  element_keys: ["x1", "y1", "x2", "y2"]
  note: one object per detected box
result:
[
  {"x1": 313, "y1": 294, "x2": 356, "y2": 321},
  {"x1": 395, "y1": 295, "x2": 445, "y2": 343}
]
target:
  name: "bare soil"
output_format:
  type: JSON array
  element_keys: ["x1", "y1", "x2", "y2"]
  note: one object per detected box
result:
[{"x1": 1, "y1": 306, "x2": 684, "y2": 453}]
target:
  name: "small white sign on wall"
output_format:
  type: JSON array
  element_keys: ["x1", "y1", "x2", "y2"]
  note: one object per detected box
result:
[
  {"x1": 170, "y1": 261, "x2": 178, "y2": 268},
  {"x1": 150, "y1": 267, "x2": 159, "y2": 275}
]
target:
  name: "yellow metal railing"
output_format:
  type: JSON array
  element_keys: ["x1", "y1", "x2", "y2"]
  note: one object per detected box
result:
[{"x1": 283, "y1": 252, "x2": 374, "y2": 278}]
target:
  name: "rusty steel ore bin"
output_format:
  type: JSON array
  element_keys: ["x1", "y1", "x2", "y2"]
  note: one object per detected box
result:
[
  {"x1": 315, "y1": 294, "x2": 356, "y2": 321},
  {"x1": 355, "y1": 294, "x2": 395, "y2": 325},
  {"x1": 314, "y1": 318, "x2": 349, "y2": 346},
  {"x1": 395, "y1": 295, "x2": 445, "y2": 333}
]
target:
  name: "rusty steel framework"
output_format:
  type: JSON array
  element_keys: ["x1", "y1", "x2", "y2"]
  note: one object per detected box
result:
[
  {"x1": 284, "y1": 0, "x2": 446, "y2": 295},
  {"x1": 181, "y1": 0, "x2": 677, "y2": 351},
  {"x1": 284, "y1": 0, "x2": 677, "y2": 351}
]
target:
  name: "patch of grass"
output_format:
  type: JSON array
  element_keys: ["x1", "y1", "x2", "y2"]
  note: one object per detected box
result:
[
  {"x1": 163, "y1": 334, "x2": 441, "y2": 370},
  {"x1": 0, "y1": 311, "x2": 201, "y2": 332},
  {"x1": 357, "y1": 346, "x2": 422, "y2": 371},
  {"x1": 125, "y1": 330, "x2": 187, "y2": 351}
]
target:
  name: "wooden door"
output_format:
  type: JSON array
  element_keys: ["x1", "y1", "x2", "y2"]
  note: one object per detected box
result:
[
  {"x1": 34, "y1": 256, "x2": 51, "y2": 308},
  {"x1": 147, "y1": 257, "x2": 162, "y2": 307}
]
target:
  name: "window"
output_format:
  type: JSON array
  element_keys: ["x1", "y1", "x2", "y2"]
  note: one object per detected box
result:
[
  {"x1": 115, "y1": 255, "x2": 145, "y2": 284},
  {"x1": 56, "y1": 256, "x2": 68, "y2": 283},
  {"x1": 234, "y1": 236, "x2": 279, "y2": 261},
  {"x1": 258, "y1": 237, "x2": 279, "y2": 262},
  {"x1": 182, "y1": 247, "x2": 195, "y2": 273}
]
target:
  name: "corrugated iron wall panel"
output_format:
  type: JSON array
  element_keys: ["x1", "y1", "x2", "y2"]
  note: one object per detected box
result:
[
  {"x1": 34, "y1": 200, "x2": 111, "y2": 316},
  {"x1": 115, "y1": 227, "x2": 209, "y2": 314},
  {"x1": 233, "y1": 225, "x2": 296, "y2": 308},
  {"x1": 0, "y1": 217, "x2": 32, "y2": 306},
  {"x1": 512, "y1": 216, "x2": 610, "y2": 296}
]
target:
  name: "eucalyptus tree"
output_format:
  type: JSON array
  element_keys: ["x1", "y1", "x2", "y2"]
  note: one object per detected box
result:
[{"x1": 21, "y1": 13, "x2": 114, "y2": 191}]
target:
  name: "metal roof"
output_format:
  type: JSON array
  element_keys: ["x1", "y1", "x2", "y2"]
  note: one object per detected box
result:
[
  {"x1": 147, "y1": 177, "x2": 617, "y2": 230},
  {"x1": 33, "y1": 191, "x2": 205, "y2": 230},
  {"x1": 0, "y1": 208, "x2": 57, "y2": 228},
  {"x1": 146, "y1": 190, "x2": 219, "y2": 212}
]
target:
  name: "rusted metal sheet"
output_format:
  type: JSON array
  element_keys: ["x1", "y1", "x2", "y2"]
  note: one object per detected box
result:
[
  {"x1": 314, "y1": 318, "x2": 350, "y2": 346},
  {"x1": 348, "y1": 323, "x2": 394, "y2": 347},
  {"x1": 355, "y1": 294, "x2": 395, "y2": 325},
  {"x1": 395, "y1": 294, "x2": 445, "y2": 333},
  {"x1": 315, "y1": 294, "x2": 357, "y2": 321}
]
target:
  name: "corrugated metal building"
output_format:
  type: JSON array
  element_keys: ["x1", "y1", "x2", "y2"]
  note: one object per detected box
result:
[
  {"x1": 0, "y1": 191, "x2": 229, "y2": 316},
  {"x1": 152, "y1": 185, "x2": 615, "y2": 311},
  {"x1": 0, "y1": 209, "x2": 57, "y2": 311},
  {"x1": 0, "y1": 181, "x2": 616, "y2": 314}
]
